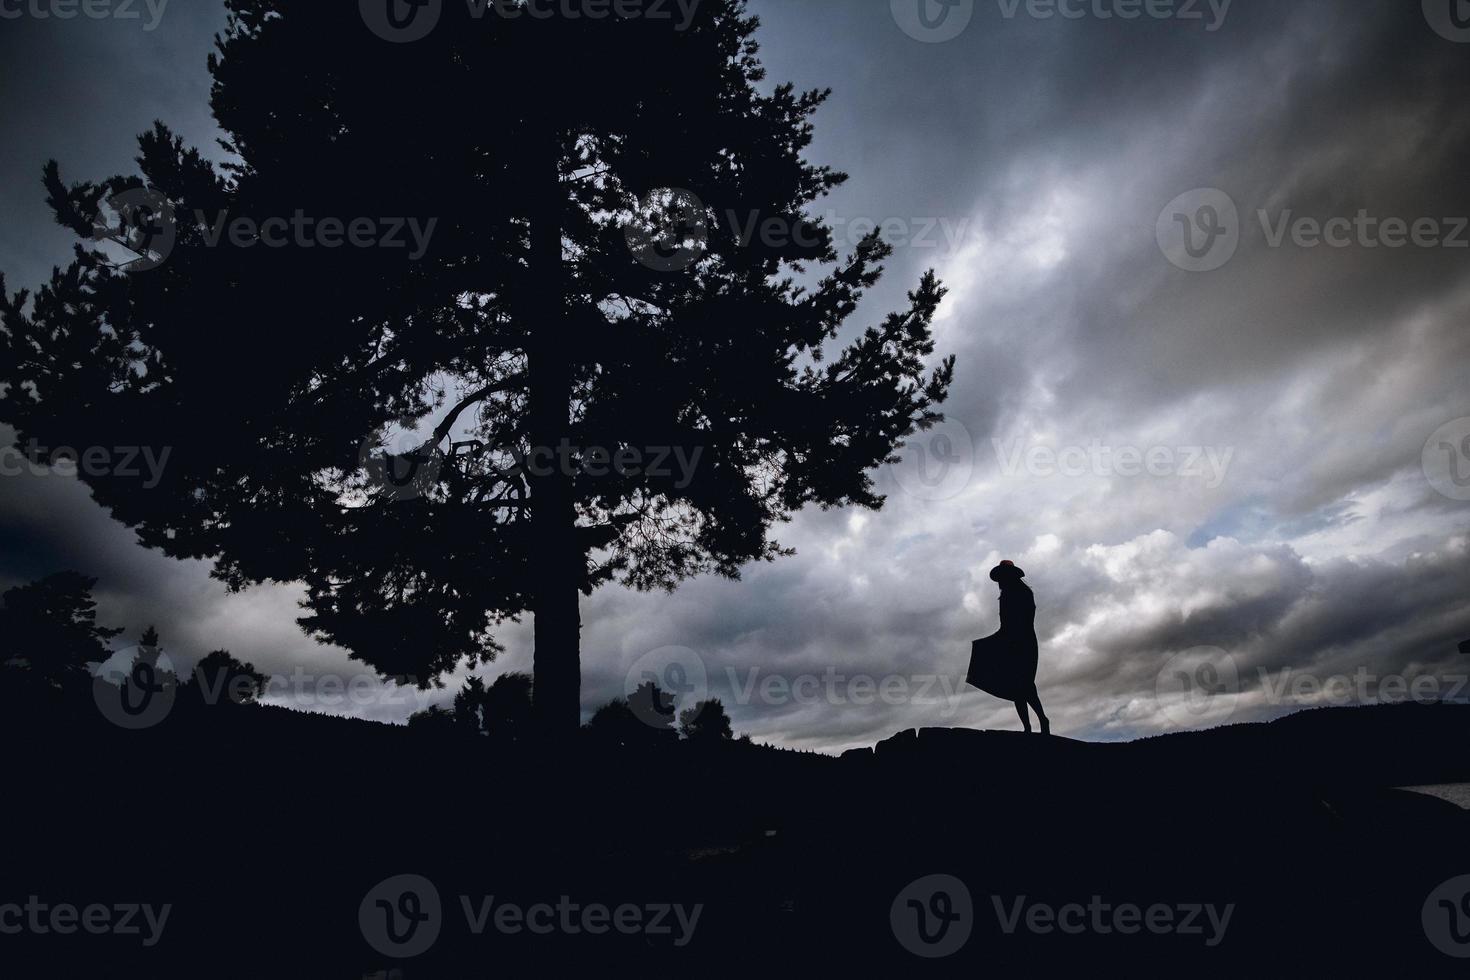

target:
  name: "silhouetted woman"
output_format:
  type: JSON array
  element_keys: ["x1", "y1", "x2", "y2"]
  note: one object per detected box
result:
[{"x1": 966, "y1": 560, "x2": 1050, "y2": 734}]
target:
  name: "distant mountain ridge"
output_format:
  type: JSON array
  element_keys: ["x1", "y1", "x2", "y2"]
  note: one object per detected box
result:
[{"x1": 845, "y1": 702, "x2": 1470, "y2": 792}]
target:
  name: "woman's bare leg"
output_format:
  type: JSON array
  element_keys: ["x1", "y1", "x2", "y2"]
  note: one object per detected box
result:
[
  {"x1": 1014, "y1": 700, "x2": 1032, "y2": 733},
  {"x1": 1026, "y1": 687, "x2": 1050, "y2": 735}
]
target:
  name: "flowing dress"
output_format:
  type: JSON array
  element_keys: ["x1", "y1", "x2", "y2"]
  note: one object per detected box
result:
[{"x1": 965, "y1": 585, "x2": 1039, "y2": 702}]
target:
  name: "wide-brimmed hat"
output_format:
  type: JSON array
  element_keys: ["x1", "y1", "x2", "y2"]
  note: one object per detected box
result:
[{"x1": 990, "y1": 560, "x2": 1026, "y2": 582}]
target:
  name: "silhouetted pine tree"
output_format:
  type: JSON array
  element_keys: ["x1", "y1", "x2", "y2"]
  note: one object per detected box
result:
[
  {"x1": 679, "y1": 697, "x2": 734, "y2": 742},
  {"x1": 0, "y1": 0, "x2": 954, "y2": 737},
  {"x1": 0, "y1": 572, "x2": 122, "y2": 688},
  {"x1": 588, "y1": 683, "x2": 679, "y2": 750},
  {"x1": 191, "y1": 649, "x2": 267, "y2": 707},
  {"x1": 479, "y1": 672, "x2": 534, "y2": 744}
]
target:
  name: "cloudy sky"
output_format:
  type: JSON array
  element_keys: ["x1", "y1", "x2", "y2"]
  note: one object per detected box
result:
[{"x1": 2, "y1": 0, "x2": 1469, "y2": 752}]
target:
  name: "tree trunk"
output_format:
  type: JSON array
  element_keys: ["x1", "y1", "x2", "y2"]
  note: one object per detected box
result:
[{"x1": 527, "y1": 116, "x2": 582, "y2": 740}]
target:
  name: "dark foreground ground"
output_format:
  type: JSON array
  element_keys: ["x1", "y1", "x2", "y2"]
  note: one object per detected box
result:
[{"x1": 2, "y1": 699, "x2": 1468, "y2": 977}]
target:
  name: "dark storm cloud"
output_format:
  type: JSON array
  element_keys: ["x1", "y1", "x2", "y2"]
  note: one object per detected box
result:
[
  {"x1": 1, "y1": 1, "x2": 1467, "y2": 750},
  {"x1": 0, "y1": 2, "x2": 228, "y2": 291}
]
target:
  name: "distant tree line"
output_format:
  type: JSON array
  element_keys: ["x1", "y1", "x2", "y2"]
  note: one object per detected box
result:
[
  {"x1": 0, "y1": 571, "x2": 268, "y2": 720},
  {"x1": 409, "y1": 672, "x2": 736, "y2": 749},
  {"x1": 1, "y1": 570, "x2": 736, "y2": 748}
]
